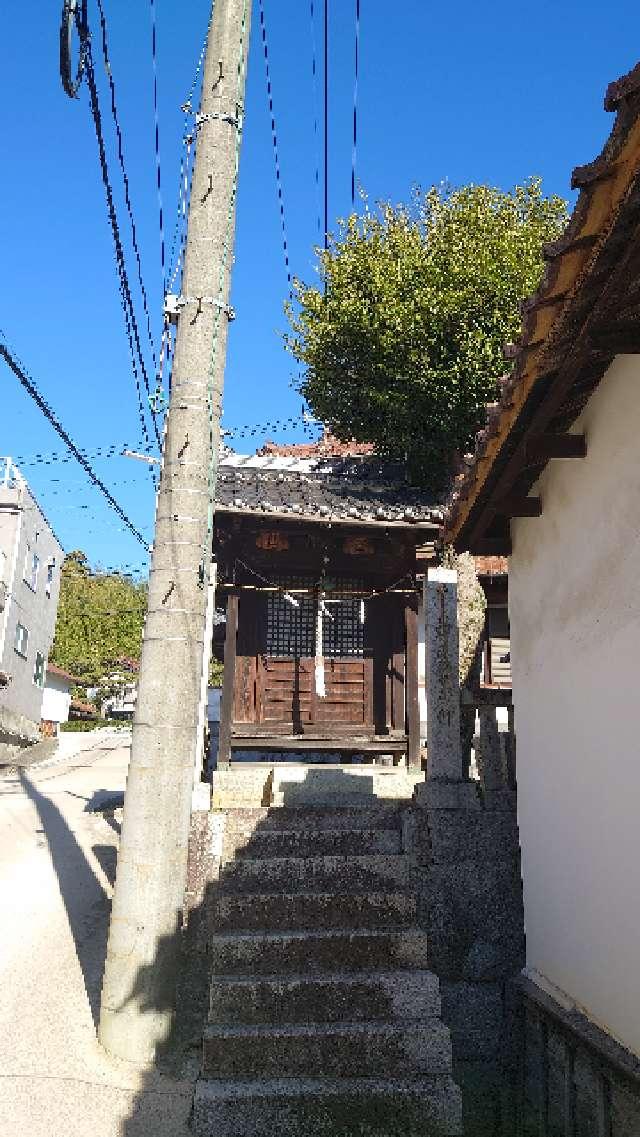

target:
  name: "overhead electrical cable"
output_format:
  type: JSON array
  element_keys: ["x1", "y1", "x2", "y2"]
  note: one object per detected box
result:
[
  {"x1": 59, "y1": 0, "x2": 88, "y2": 97},
  {"x1": 0, "y1": 334, "x2": 150, "y2": 550},
  {"x1": 309, "y1": 1, "x2": 322, "y2": 239},
  {"x1": 166, "y1": 35, "x2": 207, "y2": 287},
  {"x1": 258, "y1": 0, "x2": 291, "y2": 290},
  {"x1": 84, "y1": 43, "x2": 162, "y2": 452},
  {"x1": 60, "y1": 0, "x2": 161, "y2": 453},
  {"x1": 352, "y1": 0, "x2": 360, "y2": 206},
  {"x1": 149, "y1": 0, "x2": 166, "y2": 286},
  {"x1": 324, "y1": 0, "x2": 329, "y2": 250},
  {"x1": 95, "y1": 0, "x2": 157, "y2": 371}
]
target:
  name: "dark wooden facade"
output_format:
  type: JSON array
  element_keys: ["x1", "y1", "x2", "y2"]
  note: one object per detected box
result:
[{"x1": 214, "y1": 511, "x2": 428, "y2": 767}]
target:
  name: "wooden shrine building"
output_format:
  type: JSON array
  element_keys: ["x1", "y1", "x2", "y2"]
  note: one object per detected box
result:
[{"x1": 213, "y1": 448, "x2": 442, "y2": 768}]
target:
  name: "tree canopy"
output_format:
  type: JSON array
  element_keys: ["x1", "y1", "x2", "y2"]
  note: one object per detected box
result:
[
  {"x1": 49, "y1": 551, "x2": 147, "y2": 685},
  {"x1": 285, "y1": 179, "x2": 567, "y2": 489}
]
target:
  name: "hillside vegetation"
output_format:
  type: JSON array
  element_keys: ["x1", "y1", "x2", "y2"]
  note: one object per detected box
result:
[{"x1": 50, "y1": 550, "x2": 147, "y2": 684}]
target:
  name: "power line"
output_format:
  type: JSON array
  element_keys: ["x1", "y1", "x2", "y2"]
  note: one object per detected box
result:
[
  {"x1": 149, "y1": 0, "x2": 166, "y2": 285},
  {"x1": 14, "y1": 439, "x2": 154, "y2": 468},
  {"x1": 84, "y1": 43, "x2": 161, "y2": 453},
  {"x1": 166, "y1": 36, "x2": 207, "y2": 290},
  {"x1": 0, "y1": 333, "x2": 150, "y2": 550},
  {"x1": 324, "y1": 0, "x2": 329, "y2": 250},
  {"x1": 352, "y1": 0, "x2": 360, "y2": 206},
  {"x1": 12, "y1": 415, "x2": 321, "y2": 471},
  {"x1": 95, "y1": 0, "x2": 158, "y2": 373},
  {"x1": 258, "y1": 0, "x2": 291, "y2": 290},
  {"x1": 309, "y1": 1, "x2": 322, "y2": 240}
]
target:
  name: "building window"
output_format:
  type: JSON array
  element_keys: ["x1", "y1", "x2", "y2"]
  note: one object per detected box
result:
[
  {"x1": 264, "y1": 577, "x2": 366, "y2": 659},
  {"x1": 14, "y1": 623, "x2": 29, "y2": 658},
  {"x1": 46, "y1": 560, "x2": 55, "y2": 598},
  {"x1": 23, "y1": 547, "x2": 39, "y2": 592},
  {"x1": 33, "y1": 652, "x2": 45, "y2": 688}
]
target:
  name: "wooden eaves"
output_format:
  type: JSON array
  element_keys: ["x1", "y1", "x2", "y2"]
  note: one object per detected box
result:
[{"x1": 443, "y1": 61, "x2": 640, "y2": 555}]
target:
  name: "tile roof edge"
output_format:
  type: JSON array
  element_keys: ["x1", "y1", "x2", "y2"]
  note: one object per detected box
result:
[{"x1": 443, "y1": 59, "x2": 640, "y2": 548}]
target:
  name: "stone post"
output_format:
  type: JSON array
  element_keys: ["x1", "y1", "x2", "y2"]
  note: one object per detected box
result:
[
  {"x1": 477, "y1": 706, "x2": 504, "y2": 790},
  {"x1": 424, "y1": 567, "x2": 463, "y2": 782}
]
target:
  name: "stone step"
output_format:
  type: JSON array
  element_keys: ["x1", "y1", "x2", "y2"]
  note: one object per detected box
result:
[
  {"x1": 222, "y1": 803, "x2": 406, "y2": 832},
  {"x1": 210, "y1": 927, "x2": 431, "y2": 975},
  {"x1": 219, "y1": 854, "x2": 412, "y2": 895},
  {"x1": 192, "y1": 1075, "x2": 464, "y2": 1137},
  {"x1": 228, "y1": 825, "x2": 402, "y2": 859},
  {"x1": 270, "y1": 788, "x2": 420, "y2": 810},
  {"x1": 202, "y1": 1019, "x2": 453, "y2": 1078},
  {"x1": 213, "y1": 890, "x2": 417, "y2": 932},
  {"x1": 209, "y1": 969, "x2": 441, "y2": 1025},
  {"x1": 270, "y1": 766, "x2": 424, "y2": 807}
]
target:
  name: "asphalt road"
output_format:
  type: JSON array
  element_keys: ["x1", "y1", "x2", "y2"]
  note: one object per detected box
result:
[{"x1": 0, "y1": 731, "x2": 194, "y2": 1137}]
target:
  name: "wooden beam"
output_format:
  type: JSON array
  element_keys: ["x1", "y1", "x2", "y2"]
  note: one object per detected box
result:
[
  {"x1": 227, "y1": 734, "x2": 408, "y2": 752},
  {"x1": 494, "y1": 495, "x2": 542, "y2": 518},
  {"x1": 217, "y1": 590, "x2": 239, "y2": 769},
  {"x1": 590, "y1": 321, "x2": 640, "y2": 354},
  {"x1": 525, "y1": 434, "x2": 586, "y2": 463},
  {"x1": 404, "y1": 598, "x2": 421, "y2": 770}
]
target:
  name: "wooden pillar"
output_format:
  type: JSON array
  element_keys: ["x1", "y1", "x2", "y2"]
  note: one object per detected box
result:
[
  {"x1": 217, "y1": 590, "x2": 238, "y2": 769},
  {"x1": 405, "y1": 597, "x2": 421, "y2": 769}
]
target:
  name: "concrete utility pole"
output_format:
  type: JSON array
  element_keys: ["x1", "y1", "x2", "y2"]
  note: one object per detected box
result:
[{"x1": 98, "y1": 0, "x2": 251, "y2": 1065}]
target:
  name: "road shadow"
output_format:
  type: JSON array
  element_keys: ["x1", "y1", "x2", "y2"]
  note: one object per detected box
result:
[{"x1": 19, "y1": 770, "x2": 113, "y2": 1027}]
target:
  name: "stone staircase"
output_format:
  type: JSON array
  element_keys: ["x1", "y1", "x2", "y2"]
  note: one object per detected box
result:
[{"x1": 192, "y1": 766, "x2": 463, "y2": 1136}]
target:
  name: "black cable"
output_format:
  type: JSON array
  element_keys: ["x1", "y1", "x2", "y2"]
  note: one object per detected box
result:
[
  {"x1": 95, "y1": 0, "x2": 158, "y2": 371},
  {"x1": 324, "y1": 0, "x2": 329, "y2": 250},
  {"x1": 59, "y1": 0, "x2": 88, "y2": 98},
  {"x1": 258, "y1": 0, "x2": 291, "y2": 290},
  {"x1": 84, "y1": 43, "x2": 162, "y2": 452},
  {"x1": 0, "y1": 334, "x2": 149, "y2": 549},
  {"x1": 149, "y1": 0, "x2": 166, "y2": 286},
  {"x1": 352, "y1": 0, "x2": 360, "y2": 206},
  {"x1": 309, "y1": 1, "x2": 322, "y2": 239}
]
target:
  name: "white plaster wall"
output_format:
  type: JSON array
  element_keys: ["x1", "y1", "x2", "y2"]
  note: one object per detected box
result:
[
  {"x1": 510, "y1": 354, "x2": 640, "y2": 1057},
  {"x1": 41, "y1": 676, "x2": 71, "y2": 724}
]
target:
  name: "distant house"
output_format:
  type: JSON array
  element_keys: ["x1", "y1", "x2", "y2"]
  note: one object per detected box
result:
[
  {"x1": 0, "y1": 458, "x2": 63, "y2": 746},
  {"x1": 100, "y1": 657, "x2": 139, "y2": 720},
  {"x1": 445, "y1": 63, "x2": 640, "y2": 1128},
  {"x1": 41, "y1": 663, "x2": 76, "y2": 736}
]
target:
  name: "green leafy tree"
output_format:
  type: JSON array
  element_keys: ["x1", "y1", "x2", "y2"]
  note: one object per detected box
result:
[
  {"x1": 50, "y1": 551, "x2": 147, "y2": 686},
  {"x1": 286, "y1": 178, "x2": 567, "y2": 488}
]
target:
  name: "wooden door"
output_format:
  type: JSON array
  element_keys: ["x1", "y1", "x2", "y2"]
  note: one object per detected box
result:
[{"x1": 233, "y1": 582, "x2": 378, "y2": 735}]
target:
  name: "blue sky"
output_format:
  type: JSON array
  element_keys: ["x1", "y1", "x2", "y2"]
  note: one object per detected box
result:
[{"x1": 0, "y1": 0, "x2": 638, "y2": 574}]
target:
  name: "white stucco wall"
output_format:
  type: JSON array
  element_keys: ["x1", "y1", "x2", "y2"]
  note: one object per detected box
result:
[
  {"x1": 509, "y1": 353, "x2": 640, "y2": 1057},
  {"x1": 41, "y1": 674, "x2": 72, "y2": 725}
]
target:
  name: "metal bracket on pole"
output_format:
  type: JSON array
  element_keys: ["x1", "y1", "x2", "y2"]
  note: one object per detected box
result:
[{"x1": 164, "y1": 294, "x2": 236, "y2": 325}]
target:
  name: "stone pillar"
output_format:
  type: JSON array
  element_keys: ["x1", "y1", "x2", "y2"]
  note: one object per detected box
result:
[
  {"x1": 424, "y1": 567, "x2": 463, "y2": 782},
  {"x1": 477, "y1": 706, "x2": 504, "y2": 790}
]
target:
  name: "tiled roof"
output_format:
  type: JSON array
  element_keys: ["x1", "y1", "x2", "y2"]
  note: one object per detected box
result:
[
  {"x1": 215, "y1": 455, "x2": 443, "y2": 527},
  {"x1": 46, "y1": 663, "x2": 78, "y2": 685},
  {"x1": 257, "y1": 432, "x2": 375, "y2": 459},
  {"x1": 444, "y1": 61, "x2": 640, "y2": 551}
]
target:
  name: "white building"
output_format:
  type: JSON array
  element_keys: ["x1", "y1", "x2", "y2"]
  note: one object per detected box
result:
[
  {"x1": 0, "y1": 458, "x2": 63, "y2": 745},
  {"x1": 41, "y1": 663, "x2": 75, "y2": 735},
  {"x1": 444, "y1": 62, "x2": 640, "y2": 1126}
]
